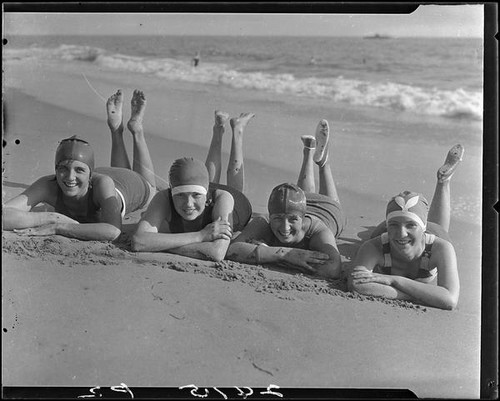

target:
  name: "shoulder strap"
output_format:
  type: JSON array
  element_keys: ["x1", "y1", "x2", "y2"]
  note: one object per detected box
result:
[
  {"x1": 380, "y1": 232, "x2": 392, "y2": 274},
  {"x1": 419, "y1": 233, "x2": 435, "y2": 270},
  {"x1": 416, "y1": 233, "x2": 437, "y2": 280}
]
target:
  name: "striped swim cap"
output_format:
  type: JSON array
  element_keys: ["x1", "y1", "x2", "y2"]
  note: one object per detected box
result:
[
  {"x1": 268, "y1": 183, "x2": 307, "y2": 216},
  {"x1": 386, "y1": 191, "x2": 429, "y2": 230},
  {"x1": 169, "y1": 157, "x2": 209, "y2": 195},
  {"x1": 55, "y1": 135, "x2": 95, "y2": 172}
]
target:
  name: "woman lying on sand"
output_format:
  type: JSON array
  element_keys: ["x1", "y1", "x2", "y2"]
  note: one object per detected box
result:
[
  {"x1": 226, "y1": 119, "x2": 345, "y2": 279},
  {"x1": 3, "y1": 89, "x2": 157, "y2": 241},
  {"x1": 131, "y1": 111, "x2": 254, "y2": 262},
  {"x1": 348, "y1": 144, "x2": 464, "y2": 310}
]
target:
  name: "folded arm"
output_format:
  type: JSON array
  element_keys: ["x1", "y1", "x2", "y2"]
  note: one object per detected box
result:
[
  {"x1": 349, "y1": 238, "x2": 459, "y2": 310},
  {"x1": 3, "y1": 207, "x2": 79, "y2": 230},
  {"x1": 2, "y1": 176, "x2": 72, "y2": 230},
  {"x1": 3, "y1": 175, "x2": 122, "y2": 241},
  {"x1": 227, "y1": 217, "x2": 330, "y2": 275},
  {"x1": 132, "y1": 190, "x2": 234, "y2": 261},
  {"x1": 13, "y1": 221, "x2": 121, "y2": 241}
]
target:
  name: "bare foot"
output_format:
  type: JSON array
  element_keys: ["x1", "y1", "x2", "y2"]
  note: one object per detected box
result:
[
  {"x1": 127, "y1": 90, "x2": 146, "y2": 134},
  {"x1": 214, "y1": 110, "x2": 230, "y2": 127},
  {"x1": 230, "y1": 112, "x2": 255, "y2": 133},
  {"x1": 106, "y1": 89, "x2": 123, "y2": 132},
  {"x1": 301, "y1": 135, "x2": 316, "y2": 149},
  {"x1": 313, "y1": 119, "x2": 329, "y2": 167},
  {"x1": 437, "y1": 144, "x2": 464, "y2": 183}
]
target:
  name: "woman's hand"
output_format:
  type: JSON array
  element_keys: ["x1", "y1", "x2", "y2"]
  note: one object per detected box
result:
[
  {"x1": 350, "y1": 266, "x2": 394, "y2": 286},
  {"x1": 280, "y1": 248, "x2": 330, "y2": 274},
  {"x1": 199, "y1": 217, "x2": 233, "y2": 242}
]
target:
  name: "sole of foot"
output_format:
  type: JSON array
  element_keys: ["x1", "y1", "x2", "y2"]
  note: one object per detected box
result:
[
  {"x1": 313, "y1": 119, "x2": 329, "y2": 166},
  {"x1": 437, "y1": 144, "x2": 464, "y2": 182}
]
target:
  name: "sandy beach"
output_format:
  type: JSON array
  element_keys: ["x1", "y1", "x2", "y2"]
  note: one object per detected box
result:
[{"x1": 2, "y1": 56, "x2": 484, "y2": 398}]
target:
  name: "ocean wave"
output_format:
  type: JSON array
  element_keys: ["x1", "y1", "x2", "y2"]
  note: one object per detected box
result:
[{"x1": 4, "y1": 45, "x2": 483, "y2": 121}]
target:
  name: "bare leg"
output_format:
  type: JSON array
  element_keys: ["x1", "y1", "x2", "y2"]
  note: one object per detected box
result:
[
  {"x1": 319, "y1": 161, "x2": 340, "y2": 203},
  {"x1": 107, "y1": 89, "x2": 131, "y2": 169},
  {"x1": 126, "y1": 90, "x2": 156, "y2": 188},
  {"x1": 428, "y1": 144, "x2": 464, "y2": 232},
  {"x1": 205, "y1": 111, "x2": 229, "y2": 184},
  {"x1": 315, "y1": 120, "x2": 340, "y2": 202},
  {"x1": 227, "y1": 112, "x2": 255, "y2": 192},
  {"x1": 297, "y1": 135, "x2": 316, "y2": 193}
]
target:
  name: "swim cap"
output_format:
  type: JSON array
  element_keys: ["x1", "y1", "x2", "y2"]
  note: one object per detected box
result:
[
  {"x1": 386, "y1": 191, "x2": 429, "y2": 230},
  {"x1": 169, "y1": 157, "x2": 209, "y2": 195},
  {"x1": 55, "y1": 135, "x2": 95, "y2": 172},
  {"x1": 268, "y1": 183, "x2": 307, "y2": 216}
]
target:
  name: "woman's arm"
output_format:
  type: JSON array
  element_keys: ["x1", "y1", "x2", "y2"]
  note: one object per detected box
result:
[
  {"x1": 308, "y1": 225, "x2": 342, "y2": 279},
  {"x1": 2, "y1": 176, "x2": 78, "y2": 230},
  {"x1": 347, "y1": 238, "x2": 403, "y2": 296},
  {"x1": 8, "y1": 175, "x2": 122, "y2": 241},
  {"x1": 227, "y1": 217, "x2": 330, "y2": 274},
  {"x1": 14, "y1": 221, "x2": 121, "y2": 241}
]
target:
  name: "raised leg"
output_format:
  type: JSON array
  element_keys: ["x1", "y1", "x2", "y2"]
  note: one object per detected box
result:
[
  {"x1": 227, "y1": 112, "x2": 255, "y2": 193},
  {"x1": 428, "y1": 144, "x2": 464, "y2": 232},
  {"x1": 205, "y1": 111, "x2": 229, "y2": 184},
  {"x1": 297, "y1": 135, "x2": 316, "y2": 193},
  {"x1": 126, "y1": 90, "x2": 156, "y2": 188},
  {"x1": 107, "y1": 89, "x2": 131, "y2": 169},
  {"x1": 315, "y1": 120, "x2": 340, "y2": 203}
]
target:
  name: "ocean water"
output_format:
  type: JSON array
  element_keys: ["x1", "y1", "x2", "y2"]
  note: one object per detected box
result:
[{"x1": 4, "y1": 35, "x2": 483, "y2": 122}]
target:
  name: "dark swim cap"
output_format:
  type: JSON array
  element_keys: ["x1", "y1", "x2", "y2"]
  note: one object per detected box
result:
[
  {"x1": 55, "y1": 135, "x2": 95, "y2": 172},
  {"x1": 169, "y1": 157, "x2": 209, "y2": 195},
  {"x1": 268, "y1": 183, "x2": 307, "y2": 216}
]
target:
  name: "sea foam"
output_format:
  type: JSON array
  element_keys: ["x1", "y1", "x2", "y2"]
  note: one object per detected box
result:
[{"x1": 4, "y1": 45, "x2": 483, "y2": 121}]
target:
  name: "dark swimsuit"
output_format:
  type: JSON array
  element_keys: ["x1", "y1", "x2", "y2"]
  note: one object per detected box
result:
[
  {"x1": 55, "y1": 185, "x2": 99, "y2": 223},
  {"x1": 95, "y1": 167, "x2": 151, "y2": 213},
  {"x1": 304, "y1": 193, "x2": 346, "y2": 238}
]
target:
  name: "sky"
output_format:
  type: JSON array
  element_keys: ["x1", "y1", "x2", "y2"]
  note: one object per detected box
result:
[{"x1": 3, "y1": 4, "x2": 485, "y2": 38}]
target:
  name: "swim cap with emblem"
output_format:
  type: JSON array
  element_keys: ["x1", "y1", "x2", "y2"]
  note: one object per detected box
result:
[
  {"x1": 386, "y1": 190, "x2": 429, "y2": 230},
  {"x1": 55, "y1": 135, "x2": 95, "y2": 172},
  {"x1": 268, "y1": 183, "x2": 307, "y2": 216},
  {"x1": 168, "y1": 157, "x2": 209, "y2": 195}
]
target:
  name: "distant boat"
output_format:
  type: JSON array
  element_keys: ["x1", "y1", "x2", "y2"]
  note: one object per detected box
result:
[{"x1": 363, "y1": 34, "x2": 392, "y2": 39}]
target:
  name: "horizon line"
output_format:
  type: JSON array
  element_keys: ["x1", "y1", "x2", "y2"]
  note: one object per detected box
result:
[{"x1": 6, "y1": 33, "x2": 483, "y2": 39}]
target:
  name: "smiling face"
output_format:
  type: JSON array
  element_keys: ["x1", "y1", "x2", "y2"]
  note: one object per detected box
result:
[
  {"x1": 386, "y1": 216, "x2": 426, "y2": 261},
  {"x1": 172, "y1": 191, "x2": 207, "y2": 221},
  {"x1": 55, "y1": 160, "x2": 91, "y2": 198},
  {"x1": 269, "y1": 212, "x2": 306, "y2": 244}
]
